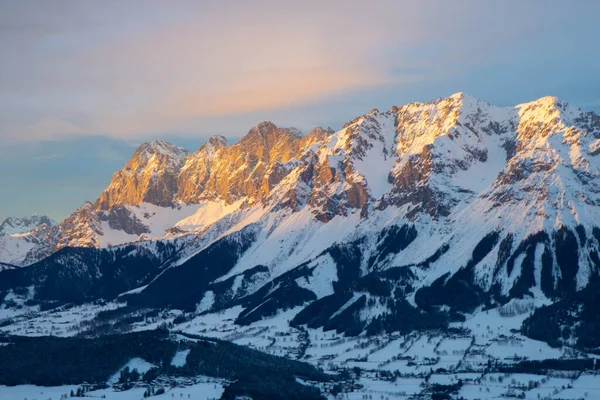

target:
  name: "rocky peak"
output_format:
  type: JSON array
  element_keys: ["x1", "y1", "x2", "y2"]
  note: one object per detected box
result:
[
  {"x1": 434, "y1": 92, "x2": 493, "y2": 125},
  {"x1": 518, "y1": 95, "x2": 562, "y2": 109},
  {"x1": 288, "y1": 127, "x2": 303, "y2": 138},
  {"x1": 393, "y1": 93, "x2": 486, "y2": 157},
  {"x1": 0, "y1": 215, "x2": 58, "y2": 266},
  {"x1": 311, "y1": 126, "x2": 335, "y2": 136},
  {"x1": 0, "y1": 215, "x2": 56, "y2": 236},
  {"x1": 95, "y1": 140, "x2": 189, "y2": 210},
  {"x1": 444, "y1": 91, "x2": 476, "y2": 103},
  {"x1": 54, "y1": 202, "x2": 103, "y2": 250},
  {"x1": 245, "y1": 121, "x2": 297, "y2": 140},
  {"x1": 296, "y1": 126, "x2": 334, "y2": 154},
  {"x1": 192, "y1": 135, "x2": 228, "y2": 162},
  {"x1": 13, "y1": 92, "x2": 600, "y2": 277},
  {"x1": 136, "y1": 140, "x2": 189, "y2": 161},
  {"x1": 515, "y1": 96, "x2": 580, "y2": 141},
  {"x1": 252, "y1": 120, "x2": 277, "y2": 133},
  {"x1": 512, "y1": 96, "x2": 600, "y2": 163},
  {"x1": 177, "y1": 136, "x2": 229, "y2": 204},
  {"x1": 516, "y1": 95, "x2": 568, "y2": 119},
  {"x1": 239, "y1": 122, "x2": 302, "y2": 160},
  {"x1": 205, "y1": 135, "x2": 229, "y2": 149},
  {"x1": 178, "y1": 122, "x2": 326, "y2": 204}
]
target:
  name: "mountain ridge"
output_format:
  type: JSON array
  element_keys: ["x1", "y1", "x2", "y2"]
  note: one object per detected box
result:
[
  {"x1": 0, "y1": 215, "x2": 56, "y2": 266},
  {"x1": 4, "y1": 92, "x2": 600, "y2": 367},
  {"x1": 2, "y1": 92, "x2": 600, "y2": 329}
]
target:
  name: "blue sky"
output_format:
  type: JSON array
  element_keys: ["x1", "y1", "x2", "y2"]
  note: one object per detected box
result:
[{"x1": 1, "y1": 0, "x2": 600, "y2": 221}]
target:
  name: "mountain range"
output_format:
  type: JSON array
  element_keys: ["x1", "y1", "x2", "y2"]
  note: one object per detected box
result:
[
  {"x1": 0, "y1": 215, "x2": 56, "y2": 268},
  {"x1": 2, "y1": 92, "x2": 600, "y2": 348}
]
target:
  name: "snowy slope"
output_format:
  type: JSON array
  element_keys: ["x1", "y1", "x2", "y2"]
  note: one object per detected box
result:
[
  {"x1": 120, "y1": 92, "x2": 600, "y2": 336},
  {"x1": 0, "y1": 215, "x2": 56, "y2": 266},
  {"x1": 5, "y1": 93, "x2": 600, "y2": 343}
]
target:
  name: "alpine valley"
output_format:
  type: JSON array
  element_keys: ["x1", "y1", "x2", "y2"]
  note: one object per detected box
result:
[{"x1": 2, "y1": 93, "x2": 600, "y2": 399}]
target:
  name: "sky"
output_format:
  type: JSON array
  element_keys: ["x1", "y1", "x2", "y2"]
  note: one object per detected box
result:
[{"x1": 1, "y1": 0, "x2": 600, "y2": 222}]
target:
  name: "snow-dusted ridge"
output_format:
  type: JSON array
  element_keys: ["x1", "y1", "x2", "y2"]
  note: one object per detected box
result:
[
  {"x1": 0, "y1": 215, "x2": 56, "y2": 266},
  {"x1": 3, "y1": 93, "x2": 600, "y2": 346}
]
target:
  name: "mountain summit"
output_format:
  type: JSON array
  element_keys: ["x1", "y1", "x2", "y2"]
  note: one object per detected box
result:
[
  {"x1": 0, "y1": 215, "x2": 55, "y2": 236},
  {"x1": 95, "y1": 140, "x2": 189, "y2": 210},
  {"x1": 0, "y1": 215, "x2": 56, "y2": 266},
  {"x1": 2, "y1": 93, "x2": 599, "y2": 315},
  {"x1": 3, "y1": 92, "x2": 600, "y2": 354}
]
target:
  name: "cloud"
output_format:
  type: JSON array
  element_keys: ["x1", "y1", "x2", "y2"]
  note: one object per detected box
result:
[
  {"x1": 0, "y1": 1, "x2": 459, "y2": 140},
  {"x1": 32, "y1": 153, "x2": 64, "y2": 161},
  {"x1": 0, "y1": 1, "x2": 599, "y2": 141},
  {"x1": 20, "y1": 117, "x2": 83, "y2": 141}
]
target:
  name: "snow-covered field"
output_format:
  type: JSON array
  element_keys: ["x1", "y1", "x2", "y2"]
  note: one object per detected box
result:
[
  {"x1": 0, "y1": 385, "x2": 79, "y2": 400},
  {"x1": 0, "y1": 380, "x2": 225, "y2": 400},
  {"x1": 2, "y1": 298, "x2": 600, "y2": 399},
  {"x1": 2, "y1": 372, "x2": 599, "y2": 400},
  {"x1": 168, "y1": 306, "x2": 600, "y2": 399},
  {"x1": 0, "y1": 300, "x2": 126, "y2": 336}
]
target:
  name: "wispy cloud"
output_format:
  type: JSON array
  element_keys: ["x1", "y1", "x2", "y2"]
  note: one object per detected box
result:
[
  {"x1": 32, "y1": 153, "x2": 64, "y2": 161},
  {"x1": 1, "y1": 0, "x2": 600, "y2": 220},
  {"x1": 0, "y1": 0, "x2": 599, "y2": 142},
  {"x1": 21, "y1": 117, "x2": 83, "y2": 141}
]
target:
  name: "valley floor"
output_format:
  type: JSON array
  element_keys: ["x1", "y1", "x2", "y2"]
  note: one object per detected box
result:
[
  {"x1": 1, "y1": 300, "x2": 600, "y2": 399},
  {"x1": 0, "y1": 380, "x2": 225, "y2": 400}
]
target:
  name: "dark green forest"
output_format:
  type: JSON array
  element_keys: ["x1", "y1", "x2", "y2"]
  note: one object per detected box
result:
[{"x1": 0, "y1": 329, "x2": 331, "y2": 400}]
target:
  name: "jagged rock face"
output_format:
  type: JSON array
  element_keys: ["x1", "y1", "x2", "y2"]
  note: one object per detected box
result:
[
  {"x1": 6, "y1": 93, "x2": 600, "y2": 345},
  {"x1": 177, "y1": 135, "x2": 228, "y2": 203},
  {"x1": 44, "y1": 93, "x2": 600, "y2": 249},
  {"x1": 205, "y1": 122, "x2": 301, "y2": 202},
  {"x1": 0, "y1": 215, "x2": 57, "y2": 266},
  {"x1": 89, "y1": 123, "x2": 332, "y2": 214},
  {"x1": 486, "y1": 96, "x2": 600, "y2": 221},
  {"x1": 0, "y1": 215, "x2": 55, "y2": 236},
  {"x1": 19, "y1": 92, "x2": 600, "y2": 307},
  {"x1": 54, "y1": 202, "x2": 103, "y2": 249},
  {"x1": 47, "y1": 203, "x2": 151, "y2": 252},
  {"x1": 95, "y1": 140, "x2": 189, "y2": 210},
  {"x1": 98, "y1": 206, "x2": 150, "y2": 236},
  {"x1": 260, "y1": 127, "x2": 333, "y2": 199},
  {"x1": 386, "y1": 93, "x2": 510, "y2": 217},
  {"x1": 275, "y1": 111, "x2": 399, "y2": 222},
  {"x1": 177, "y1": 123, "x2": 333, "y2": 204},
  {"x1": 272, "y1": 96, "x2": 512, "y2": 221},
  {"x1": 31, "y1": 124, "x2": 334, "y2": 259}
]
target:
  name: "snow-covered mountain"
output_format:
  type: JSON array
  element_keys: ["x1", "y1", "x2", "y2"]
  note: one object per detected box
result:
[
  {"x1": 4, "y1": 92, "x2": 600, "y2": 344},
  {"x1": 0, "y1": 215, "x2": 56, "y2": 266},
  {"x1": 0, "y1": 215, "x2": 55, "y2": 236}
]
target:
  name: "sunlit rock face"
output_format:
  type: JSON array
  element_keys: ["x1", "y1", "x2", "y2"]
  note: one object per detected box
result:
[
  {"x1": 177, "y1": 135, "x2": 229, "y2": 204},
  {"x1": 95, "y1": 140, "x2": 189, "y2": 210},
  {"x1": 6, "y1": 93, "x2": 600, "y2": 350},
  {"x1": 177, "y1": 123, "x2": 334, "y2": 204},
  {"x1": 7, "y1": 91, "x2": 600, "y2": 307}
]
